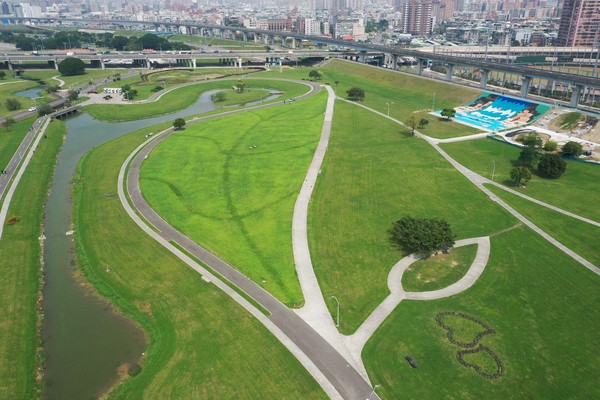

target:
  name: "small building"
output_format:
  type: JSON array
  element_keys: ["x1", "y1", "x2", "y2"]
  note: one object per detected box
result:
[{"x1": 103, "y1": 87, "x2": 122, "y2": 95}]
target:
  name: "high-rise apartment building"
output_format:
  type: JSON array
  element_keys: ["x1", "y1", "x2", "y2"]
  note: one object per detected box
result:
[
  {"x1": 401, "y1": 0, "x2": 433, "y2": 36},
  {"x1": 557, "y1": 0, "x2": 600, "y2": 46}
]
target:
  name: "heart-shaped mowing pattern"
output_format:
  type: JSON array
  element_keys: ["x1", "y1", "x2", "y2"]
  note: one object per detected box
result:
[
  {"x1": 456, "y1": 344, "x2": 504, "y2": 379},
  {"x1": 436, "y1": 311, "x2": 495, "y2": 349}
]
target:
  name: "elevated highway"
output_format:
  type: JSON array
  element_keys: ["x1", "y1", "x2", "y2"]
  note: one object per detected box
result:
[{"x1": 7, "y1": 17, "x2": 600, "y2": 106}]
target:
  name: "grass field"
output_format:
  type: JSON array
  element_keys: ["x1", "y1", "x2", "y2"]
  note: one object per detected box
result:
[
  {"x1": 0, "y1": 117, "x2": 34, "y2": 174},
  {"x1": 441, "y1": 138, "x2": 600, "y2": 221},
  {"x1": 364, "y1": 226, "x2": 600, "y2": 399},
  {"x1": 259, "y1": 60, "x2": 482, "y2": 139},
  {"x1": 487, "y1": 185, "x2": 600, "y2": 266},
  {"x1": 211, "y1": 88, "x2": 271, "y2": 106},
  {"x1": 401, "y1": 245, "x2": 478, "y2": 292},
  {"x1": 74, "y1": 123, "x2": 327, "y2": 399},
  {"x1": 139, "y1": 91, "x2": 327, "y2": 305},
  {"x1": 20, "y1": 69, "x2": 121, "y2": 89},
  {"x1": 308, "y1": 101, "x2": 515, "y2": 333},
  {"x1": 84, "y1": 78, "x2": 309, "y2": 122},
  {"x1": 0, "y1": 120, "x2": 66, "y2": 399},
  {"x1": 0, "y1": 78, "x2": 39, "y2": 118},
  {"x1": 98, "y1": 68, "x2": 256, "y2": 101},
  {"x1": 557, "y1": 112, "x2": 583, "y2": 129}
]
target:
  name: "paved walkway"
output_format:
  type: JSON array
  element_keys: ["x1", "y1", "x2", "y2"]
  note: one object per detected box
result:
[
  {"x1": 0, "y1": 116, "x2": 50, "y2": 239},
  {"x1": 121, "y1": 81, "x2": 383, "y2": 400},
  {"x1": 343, "y1": 99, "x2": 599, "y2": 276},
  {"x1": 345, "y1": 237, "x2": 490, "y2": 358},
  {"x1": 51, "y1": 75, "x2": 65, "y2": 87}
]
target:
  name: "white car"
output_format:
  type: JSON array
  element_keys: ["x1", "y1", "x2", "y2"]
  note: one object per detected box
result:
[{"x1": 28, "y1": 107, "x2": 37, "y2": 112}]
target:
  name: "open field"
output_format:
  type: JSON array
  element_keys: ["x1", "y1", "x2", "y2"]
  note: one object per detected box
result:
[
  {"x1": 98, "y1": 68, "x2": 256, "y2": 101},
  {"x1": 364, "y1": 226, "x2": 600, "y2": 399},
  {"x1": 0, "y1": 117, "x2": 34, "y2": 173},
  {"x1": 139, "y1": 92, "x2": 327, "y2": 305},
  {"x1": 401, "y1": 244, "x2": 478, "y2": 292},
  {"x1": 260, "y1": 60, "x2": 482, "y2": 139},
  {"x1": 308, "y1": 101, "x2": 515, "y2": 333},
  {"x1": 487, "y1": 185, "x2": 600, "y2": 266},
  {"x1": 0, "y1": 120, "x2": 66, "y2": 399},
  {"x1": 20, "y1": 69, "x2": 121, "y2": 89},
  {"x1": 84, "y1": 78, "x2": 309, "y2": 122},
  {"x1": 0, "y1": 79, "x2": 40, "y2": 118},
  {"x1": 74, "y1": 123, "x2": 327, "y2": 399},
  {"x1": 441, "y1": 138, "x2": 600, "y2": 221}
]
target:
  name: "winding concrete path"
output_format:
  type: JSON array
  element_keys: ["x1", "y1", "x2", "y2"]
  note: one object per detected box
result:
[
  {"x1": 344, "y1": 237, "x2": 490, "y2": 364},
  {"x1": 343, "y1": 98, "x2": 599, "y2": 276},
  {"x1": 121, "y1": 81, "x2": 381, "y2": 400}
]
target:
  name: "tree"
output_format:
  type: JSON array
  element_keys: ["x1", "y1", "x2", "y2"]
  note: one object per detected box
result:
[
  {"x1": 517, "y1": 146, "x2": 539, "y2": 167},
  {"x1": 67, "y1": 89, "x2": 79, "y2": 101},
  {"x1": 390, "y1": 216, "x2": 455, "y2": 255},
  {"x1": 309, "y1": 69, "x2": 323, "y2": 80},
  {"x1": 543, "y1": 140, "x2": 558, "y2": 152},
  {"x1": 346, "y1": 87, "x2": 365, "y2": 101},
  {"x1": 510, "y1": 166, "x2": 531, "y2": 186},
  {"x1": 538, "y1": 153, "x2": 566, "y2": 179},
  {"x1": 37, "y1": 104, "x2": 54, "y2": 116},
  {"x1": 111, "y1": 35, "x2": 129, "y2": 51},
  {"x1": 522, "y1": 133, "x2": 542, "y2": 149},
  {"x1": 405, "y1": 115, "x2": 418, "y2": 136},
  {"x1": 440, "y1": 108, "x2": 456, "y2": 119},
  {"x1": 58, "y1": 57, "x2": 86, "y2": 76},
  {"x1": 2, "y1": 116, "x2": 16, "y2": 131},
  {"x1": 173, "y1": 118, "x2": 186, "y2": 130},
  {"x1": 418, "y1": 118, "x2": 429, "y2": 129},
  {"x1": 5, "y1": 98, "x2": 21, "y2": 111},
  {"x1": 236, "y1": 80, "x2": 246, "y2": 93},
  {"x1": 0, "y1": 71, "x2": 6, "y2": 80},
  {"x1": 212, "y1": 91, "x2": 227, "y2": 103},
  {"x1": 561, "y1": 141, "x2": 583, "y2": 158}
]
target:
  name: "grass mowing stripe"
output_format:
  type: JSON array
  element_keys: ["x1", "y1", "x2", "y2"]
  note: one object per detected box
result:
[
  {"x1": 0, "y1": 119, "x2": 66, "y2": 399},
  {"x1": 74, "y1": 125, "x2": 327, "y2": 400},
  {"x1": 168, "y1": 240, "x2": 271, "y2": 317}
]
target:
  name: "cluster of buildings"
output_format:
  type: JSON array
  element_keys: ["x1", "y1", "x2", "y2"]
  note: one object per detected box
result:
[{"x1": 1, "y1": 0, "x2": 599, "y2": 48}]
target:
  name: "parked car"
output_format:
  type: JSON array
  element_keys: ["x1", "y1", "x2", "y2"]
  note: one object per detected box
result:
[{"x1": 28, "y1": 107, "x2": 37, "y2": 112}]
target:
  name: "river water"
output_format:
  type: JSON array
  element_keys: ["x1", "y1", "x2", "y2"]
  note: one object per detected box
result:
[{"x1": 41, "y1": 91, "x2": 220, "y2": 400}]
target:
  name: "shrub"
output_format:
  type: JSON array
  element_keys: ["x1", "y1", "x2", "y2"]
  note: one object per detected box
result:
[
  {"x1": 543, "y1": 140, "x2": 558, "y2": 152},
  {"x1": 561, "y1": 141, "x2": 583, "y2": 157}
]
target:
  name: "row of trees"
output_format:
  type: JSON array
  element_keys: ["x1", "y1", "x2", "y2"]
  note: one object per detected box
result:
[{"x1": 111, "y1": 34, "x2": 191, "y2": 52}]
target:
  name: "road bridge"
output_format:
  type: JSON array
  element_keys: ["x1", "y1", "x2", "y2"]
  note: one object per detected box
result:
[{"x1": 7, "y1": 17, "x2": 600, "y2": 106}]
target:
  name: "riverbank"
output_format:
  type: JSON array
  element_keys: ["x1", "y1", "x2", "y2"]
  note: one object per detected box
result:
[{"x1": 0, "y1": 119, "x2": 66, "y2": 398}]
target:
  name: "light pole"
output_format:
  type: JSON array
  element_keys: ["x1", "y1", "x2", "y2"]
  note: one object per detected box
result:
[
  {"x1": 386, "y1": 102, "x2": 393, "y2": 116},
  {"x1": 491, "y1": 160, "x2": 496, "y2": 181},
  {"x1": 331, "y1": 296, "x2": 340, "y2": 327},
  {"x1": 366, "y1": 384, "x2": 381, "y2": 400},
  {"x1": 432, "y1": 92, "x2": 436, "y2": 111}
]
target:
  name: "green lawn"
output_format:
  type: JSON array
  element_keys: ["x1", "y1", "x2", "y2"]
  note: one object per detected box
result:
[
  {"x1": 259, "y1": 60, "x2": 482, "y2": 139},
  {"x1": 364, "y1": 226, "x2": 600, "y2": 399},
  {"x1": 308, "y1": 101, "x2": 515, "y2": 333},
  {"x1": 557, "y1": 112, "x2": 583, "y2": 130},
  {"x1": 84, "y1": 79, "x2": 310, "y2": 122},
  {"x1": 74, "y1": 123, "x2": 327, "y2": 399},
  {"x1": 99, "y1": 68, "x2": 257, "y2": 101},
  {"x1": 211, "y1": 88, "x2": 271, "y2": 107},
  {"x1": 441, "y1": 138, "x2": 600, "y2": 221},
  {"x1": 21, "y1": 69, "x2": 128, "y2": 89},
  {"x1": 0, "y1": 117, "x2": 34, "y2": 174},
  {"x1": 487, "y1": 185, "x2": 600, "y2": 266},
  {"x1": 139, "y1": 92, "x2": 327, "y2": 305},
  {"x1": 0, "y1": 79, "x2": 40, "y2": 118},
  {"x1": 0, "y1": 120, "x2": 66, "y2": 399},
  {"x1": 401, "y1": 245, "x2": 478, "y2": 292}
]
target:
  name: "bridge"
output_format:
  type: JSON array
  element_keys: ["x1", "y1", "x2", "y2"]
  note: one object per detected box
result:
[{"x1": 6, "y1": 17, "x2": 600, "y2": 106}]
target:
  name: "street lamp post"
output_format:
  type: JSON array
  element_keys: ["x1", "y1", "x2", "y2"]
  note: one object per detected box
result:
[
  {"x1": 491, "y1": 160, "x2": 496, "y2": 181},
  {"x1": 331, "y1": 296, "x2": 340, "y2": 327},
  {"x1": 386, "y1": 102, "x2": 393, "y2": 116},
  {"x1": 432, "y1": 92, "x2": 436, "y2": 111},
  {"x1": 366, "y1": 384, "x2": 381, "y2": 400}
]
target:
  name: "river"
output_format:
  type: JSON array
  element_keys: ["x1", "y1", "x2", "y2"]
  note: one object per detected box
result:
[{"x1": 41, "y1": 90, "x2": 220, "y2": 400}]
